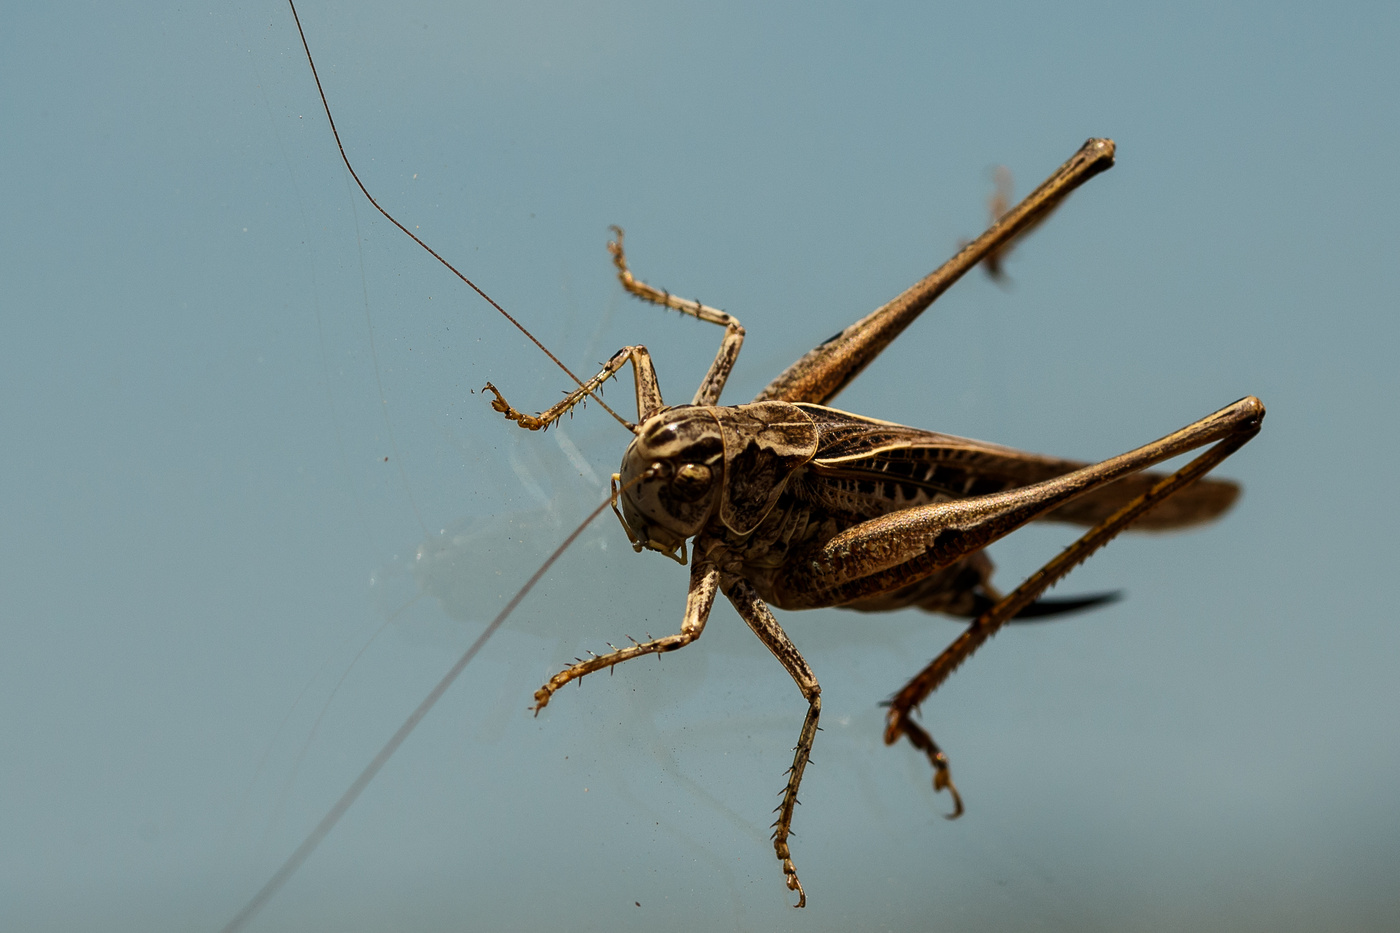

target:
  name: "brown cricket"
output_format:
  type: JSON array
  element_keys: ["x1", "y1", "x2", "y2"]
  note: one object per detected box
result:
[
  {"x1": 228, "y1": 5, "x2": 1263, "y2": 925},
  {"x1": 484, "y1": 137, "x2": 1262, "y2": 905}
]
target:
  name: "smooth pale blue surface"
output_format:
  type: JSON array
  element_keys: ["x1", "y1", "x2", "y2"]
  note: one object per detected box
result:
[{"x1": 3, "y1": 1, "x2": 1397, "y2": 930}]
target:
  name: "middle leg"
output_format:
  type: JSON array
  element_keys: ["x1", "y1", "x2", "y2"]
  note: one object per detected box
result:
[{"x1": 723, "y1": 576, "x2": 821, "y2": 908}]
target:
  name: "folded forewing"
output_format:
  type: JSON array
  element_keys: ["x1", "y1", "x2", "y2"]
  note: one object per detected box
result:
[{"x1": 797, "y1": 404, "x2": 1238, "y2": 530}]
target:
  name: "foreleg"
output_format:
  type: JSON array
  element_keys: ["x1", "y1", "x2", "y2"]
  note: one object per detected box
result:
[
  {"x1": 485, "y1": 342, "x2": 664, "y2": 430},
  {"x1": 532, "y1": 558, "x2": 719, "y2": 711}
]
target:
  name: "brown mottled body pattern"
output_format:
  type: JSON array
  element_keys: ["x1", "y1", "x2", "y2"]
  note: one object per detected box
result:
[{"x1": 484, "y1": 139, "x2": 1265, "y2": 906}]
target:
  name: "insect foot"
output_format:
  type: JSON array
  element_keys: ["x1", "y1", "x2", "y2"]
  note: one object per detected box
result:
[
  {"x1": 884, "y1": 708, "x2": 965, "y2": 818},
  {"x1": 483, "y1": 382, "x2": 550, "y2": 431},
  {"x1": 775, "y1": 838, "x2": 807, "y2": 909}
]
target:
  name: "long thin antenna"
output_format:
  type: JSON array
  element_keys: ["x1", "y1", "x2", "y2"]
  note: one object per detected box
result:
[
  {"x1": 286, "y1": 0, "x2": 630, "y2": 429},
  {"x1": 217, "y1": 492, "x2": 616, "y2": 933}
]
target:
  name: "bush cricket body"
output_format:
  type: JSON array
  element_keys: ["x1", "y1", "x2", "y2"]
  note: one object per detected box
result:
[{"x1": 224, "y1": 3, "x2": 1264, "y2": 926}]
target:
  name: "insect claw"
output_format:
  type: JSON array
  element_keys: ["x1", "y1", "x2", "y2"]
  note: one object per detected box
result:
[
  {"x1": 935, "y1": 769, "x2": 965, "y2": 819},
  {"x1": 786, "y1": 871, "x2": 806, "y2": 909}
]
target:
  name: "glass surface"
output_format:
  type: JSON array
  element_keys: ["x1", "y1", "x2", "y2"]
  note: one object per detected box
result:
[{"x1": 3, "y1": 1, "x2": 1397, "y2": 930}]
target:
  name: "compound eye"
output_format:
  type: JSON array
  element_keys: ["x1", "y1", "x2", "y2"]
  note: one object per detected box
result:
[{"x1": 672, "y1": 463, "x2": 713, "y2": 500}]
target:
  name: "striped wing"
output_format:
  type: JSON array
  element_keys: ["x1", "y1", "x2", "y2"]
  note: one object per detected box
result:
[{"x1": 795, "y1": 403, "x2": 1239, "y2": 530}]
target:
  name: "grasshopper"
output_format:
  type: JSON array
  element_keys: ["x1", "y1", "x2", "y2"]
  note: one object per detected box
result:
[
  {"x1": 256, "y1": 1, "x2": 1264, "y2": 919},
  {"x1": 483, "y1": 138, "x2": 1263, "y2": 905}
]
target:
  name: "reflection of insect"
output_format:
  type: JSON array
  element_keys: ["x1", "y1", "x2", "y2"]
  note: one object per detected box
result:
[{"x1": 231, "y1": 3, "x2": 1263, "y2": 924}]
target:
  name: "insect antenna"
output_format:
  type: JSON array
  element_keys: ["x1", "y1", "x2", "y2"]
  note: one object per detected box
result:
[
  {"x1": 286, "y1": 0, "x2": 631, "y2": 430},
  {"x1": 218, "y1": 487, "x2": 624, "y2": 933},
  {"x1": 220, "y1": 460, "x2": 661, "y2": 932}
]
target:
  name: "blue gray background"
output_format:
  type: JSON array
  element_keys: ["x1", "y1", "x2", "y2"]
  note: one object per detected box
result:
[{"x1": 3, "y1": 1, "x2": 1397, "y2": 930}]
